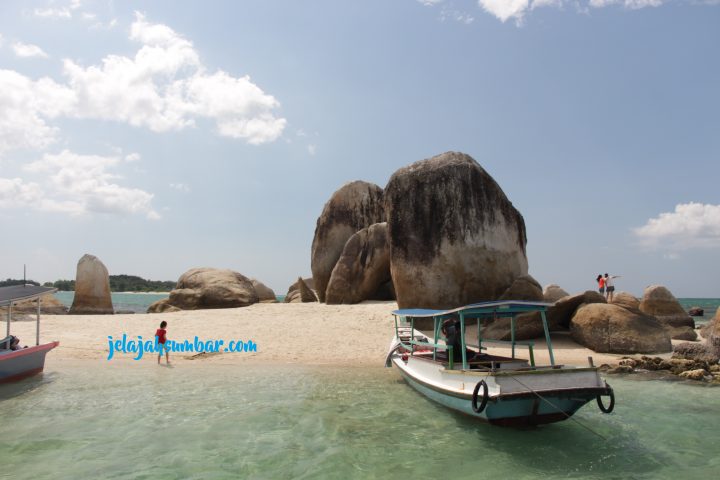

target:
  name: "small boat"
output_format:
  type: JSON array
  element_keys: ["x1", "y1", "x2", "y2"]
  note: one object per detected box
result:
[
  {"x1": 0, "y1": 285, "x2": 60, "y2": 384},
  {"x1": 385, "y1": 301, "x2": 615, "y2": 426}
]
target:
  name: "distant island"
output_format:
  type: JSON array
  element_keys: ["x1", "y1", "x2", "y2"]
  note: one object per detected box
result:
[{"x1": 2, "y1": 275, "x2": 175, "y2": 293}]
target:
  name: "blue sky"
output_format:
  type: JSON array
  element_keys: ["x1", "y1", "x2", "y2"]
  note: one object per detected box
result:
[{"x1": 0, "y1": 0, "x2": 718, "y2": 297}]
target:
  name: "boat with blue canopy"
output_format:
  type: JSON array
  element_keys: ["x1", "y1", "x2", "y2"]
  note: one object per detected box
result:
[{"x1": 385, "y1": 300, "x2": 615, "y2": 426}]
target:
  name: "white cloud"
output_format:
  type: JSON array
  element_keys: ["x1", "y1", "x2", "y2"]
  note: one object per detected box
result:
[
  {"x1": 307, "y1": 144, "x2": 317, "y2": 155},
  {"x1": 478, "y1": 0, "x2": 531, "y2": 22},
  {"x1": 0, "y1": 34, "x2": 4, "y2": 48},
  {"x1": 124, "y1": 153, "x2": 141, "y2": 162},
  {"x1": 0, "y1": 177, "x2": 44, "y2": 207},
  {"x1": 0, "y1": 69, "x2": 74, "y2": 156},
  {"x1": 419, "y1": 0, "x2": 677, "y2": 24},
  {"x1": 61, "y1": 12, "x2": 285, "y2": 143},
  {"x1": 9, "y1": 149, "x2": 161, "y2": 219},
  {"x1": 33, "y1": 0, "x2": 82, "y2": 19},
  {"x1": 169, "y1": 182, "x2": 190, "y2": 192},
  {"x1": 590, "y1": 0, "x2": 664, "y2": 8},
  {"x1": 0, "y1": 13, "x2": 286, "y2": 158},
  {"x1": 634, "y1": 203, "x2": 720, "y2": 249},
  {"x1": 12, "y1": 42, "x2": 49, "y2": 58}
]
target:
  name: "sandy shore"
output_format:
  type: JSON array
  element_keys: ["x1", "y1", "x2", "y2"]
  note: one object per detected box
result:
[{"x1": 5, "y1": 301, "x2": 652, "y2": 368}]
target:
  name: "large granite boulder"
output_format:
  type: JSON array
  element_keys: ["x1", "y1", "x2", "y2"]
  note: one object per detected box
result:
[
  {"x1": 69, "y1": 254, "x2": 113, "y2": 314},
  {"x1": 481, "y1": 277, "x2": 552, "y2": 340},
  {"x1": 165, "y1": 268, "x2": 258, "y2": 310},
  {"x1": 251, "y1": 279, "x2": 277, "y2": 303},
  {"x1": 639, "y1": 285, "x2": 696, "y2": 341},
  {"x1": 549, "y1": 291, "x2": 606, "y2": 329},
  {"x1": 147, "y1": 298, "x2": 181, "y2": 313},
  {"x1": 706, "y1": 309, "x2": 720, "y2": 358},
  {"x1": 11, "y1": 294, "x2": 68, "y2": 315},
  {"x1": 570, "y1": 303, "x2": 672, "y2": 354},
  {"x1": 325, "y1": 222, "x2": 391, "y2": 304},
  {"x1": 543, "y1": 284, "x2": 569, "y2": 303},
  {"x1": 498, "y1": 275, "x2": 543, "y2": 301},
  {"x1": 310, "y1": 181, "x2": 385, "y2": 302},
  {"x1": 385, "y1": 152, "x2": 528, "y2": 309},
  {"x1": 284, "y1": 277, "x2": 318, "y2": 303},
  {"x1": 480, "y1": 312, "x2": 547, "y2": 341},
  {"x1": 611, "y1": 291, "x2": 640, "y2": 311}
]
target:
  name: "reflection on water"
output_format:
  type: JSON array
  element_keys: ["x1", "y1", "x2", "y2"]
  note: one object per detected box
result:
[{"x1": 1, "y1": 363, "x2": 718, "y2": 479}]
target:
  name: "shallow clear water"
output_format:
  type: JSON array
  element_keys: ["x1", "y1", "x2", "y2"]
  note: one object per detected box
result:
[
  {"x1": 53, "y1": 291, "x2": 169, "y2": 313},
  {"x1": 1, "y1": 363, "x2": 718, "y2": 479},
  {"x1": 53, "y1": 292, "x2": 286, "y2": 313}
]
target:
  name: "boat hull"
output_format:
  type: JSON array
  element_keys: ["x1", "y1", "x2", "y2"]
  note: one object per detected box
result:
[
  {"x1": 0, "y1": 342, "x2": 59, "y2": 384},
  {"x1": 393, "y1": 356, "x2": 608, "y2": 426}
]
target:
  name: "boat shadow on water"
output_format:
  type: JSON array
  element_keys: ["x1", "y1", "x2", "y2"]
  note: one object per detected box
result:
[
  {"x1": 432, "y1": 391, "x2": 669, "y2": 478},
  {"x1": 0, "y1": 371, "x2": 58, "y2": 401}
]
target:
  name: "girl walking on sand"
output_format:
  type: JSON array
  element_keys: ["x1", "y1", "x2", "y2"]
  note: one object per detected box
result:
[{"x1": 156, "y1": 320, "x2": 169, "y2": 365}]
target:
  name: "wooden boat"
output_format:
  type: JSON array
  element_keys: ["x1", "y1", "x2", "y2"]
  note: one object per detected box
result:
[
  {"x1": 0, "y1": 285, "x2": 59, "y2": 384},
  {"x1": 385, "y1": 301, "x2": 615, "y2": 426}
]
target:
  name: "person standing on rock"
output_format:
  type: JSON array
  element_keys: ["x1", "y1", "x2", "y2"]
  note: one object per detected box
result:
[
  {"x1": 604, "y1": 273, "x2": 621, "y2": 302},
  {"x1": 596, "y1": 275, "x2": 605, "y2": 296}
]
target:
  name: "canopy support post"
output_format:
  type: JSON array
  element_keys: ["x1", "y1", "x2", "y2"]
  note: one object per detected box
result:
[
  {"x1": 6, "y1": 303, "x2": 10, "y2": 337},
  {"x1": 460, "y1": 312, "x2": 467, "y2": 370},
  {"x1": 541, "y1": 310, "x2": 555, "y2": 366},
  {"x1": 36, "y1": 297, "x2": 41, "y2": 346}
]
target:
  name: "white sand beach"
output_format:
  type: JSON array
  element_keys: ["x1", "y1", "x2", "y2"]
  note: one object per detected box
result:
[{"x1": 8, "y1": 301, "x2": 640, "y2": 367}]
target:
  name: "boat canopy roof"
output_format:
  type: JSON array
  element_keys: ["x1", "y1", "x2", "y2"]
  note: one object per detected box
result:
[
  {"x1": 0, "y1": 285, "x2": 57, "y2": 307},
  {"x1": 392, "y1": 300, "x2": 553, "y2": 319}
]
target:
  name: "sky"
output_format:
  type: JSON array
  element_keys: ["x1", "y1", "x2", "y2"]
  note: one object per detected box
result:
[{"x1": 0, "y1": 0, "x2": 718, "y2": 297}]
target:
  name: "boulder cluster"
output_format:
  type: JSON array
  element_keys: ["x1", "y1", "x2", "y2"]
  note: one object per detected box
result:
[
  {"x1": 483, "y1": 284, "x2": 700, "y2": 355},
  {"x1": 311, "y1": 152, "x2": 531, "y2": 308},
  {"x1": 148, "y1": 268, "x2": 277, "y2": 313}
]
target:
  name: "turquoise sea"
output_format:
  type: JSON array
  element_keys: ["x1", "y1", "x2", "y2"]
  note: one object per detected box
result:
[
  {"x1": 1, "y1": 363, "x2": 719, "y2": 479},
  {"x1": 52, "y1": 292, "x2": 719, "y2": 319},
  {"x1": 53, "y1": 292, "x2": 290, "y2": 313}
]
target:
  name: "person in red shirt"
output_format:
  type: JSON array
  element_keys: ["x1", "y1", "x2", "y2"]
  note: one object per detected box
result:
[
  {"x1": 156, "y1": 320, "x2": 169, "y2": 365},
  {"x1": 596, "y1": 274, "x2": 605, "y2": 296}
]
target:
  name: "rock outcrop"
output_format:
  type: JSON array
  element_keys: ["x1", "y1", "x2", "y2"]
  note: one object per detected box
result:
[
  {"x1": 543, "y1": 284, "x2": 569, "y2": 303},
  {"x1": 498, "y1": 275, "x2": 543, "y2": 301},
  {"x1": 706, "y1": 309, "x2": 720, "y2": 358},
  {"x1": 69, "y1": 254, "x2": 113, "y2": 314},
  {"x1": 325, "y1": 222, "x2": 391, "y2": 304},
  {"x1": 549, "y1": 291, "x2": 606, "y2": 329},
  {"x1": 688, "y1": 307, "x2": 704, "y2": 317},
  {"x1": 310, "y1": 181, "x2": 385, "y2": 302},
  {"x1": 570, "y1": 303, "x2": 672, "y2": 354},
  {"x1": 611, "y1": 291, "x2": 640, "y2": 311},
  {"x1": 639, "y1": 285, "x2": 696, "y2": 340},
  {"x1": 147, "y1": 298, "x2": 181, "y2": 313},
  {"x1": 10, "y1": 295, "x2": 68, "y2": 315},
  {"x1": 284, "y1": 277, "x2": 318, "y2": 303},
  {"x1": 251, "y1": 279, "x2": 277, "y2": 303},
  {"x1": 384, "y1": 152, "x2": 528, "y2": 309},
  {"x1": 164, "y1": 268, "x2": 258, "y2": 310}
]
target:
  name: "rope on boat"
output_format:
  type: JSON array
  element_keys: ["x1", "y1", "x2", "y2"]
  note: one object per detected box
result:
[{"x1": 504, "y1": 374, "x2": 608, "y2": 440}]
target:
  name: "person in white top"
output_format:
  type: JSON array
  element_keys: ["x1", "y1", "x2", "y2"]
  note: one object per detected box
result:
[{"x1": 604, "y1": 273, "x2": 621, "y2": 302}]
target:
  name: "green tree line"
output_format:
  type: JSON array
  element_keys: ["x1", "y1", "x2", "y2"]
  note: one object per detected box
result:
[{"x1": 43, "y1": 275, "x2": 175, "y2": 292}]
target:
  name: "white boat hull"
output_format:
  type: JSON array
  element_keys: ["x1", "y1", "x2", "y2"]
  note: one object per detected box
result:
[{"x1": 391, "y1": 353, "x2": 611, "y2": 426}]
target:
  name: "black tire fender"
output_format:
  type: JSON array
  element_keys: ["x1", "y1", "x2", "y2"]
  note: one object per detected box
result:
[
  {"x1": 472, "y1": 380, "x2": 489, "y2": 414},
  {"x1": 597, "y1": 382, "x2": 615, "y2": 414}
]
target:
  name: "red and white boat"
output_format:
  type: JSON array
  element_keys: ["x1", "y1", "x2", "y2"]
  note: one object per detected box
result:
[{"x1": 0, "y1": 285, "x2": 59, "y2": 384}]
